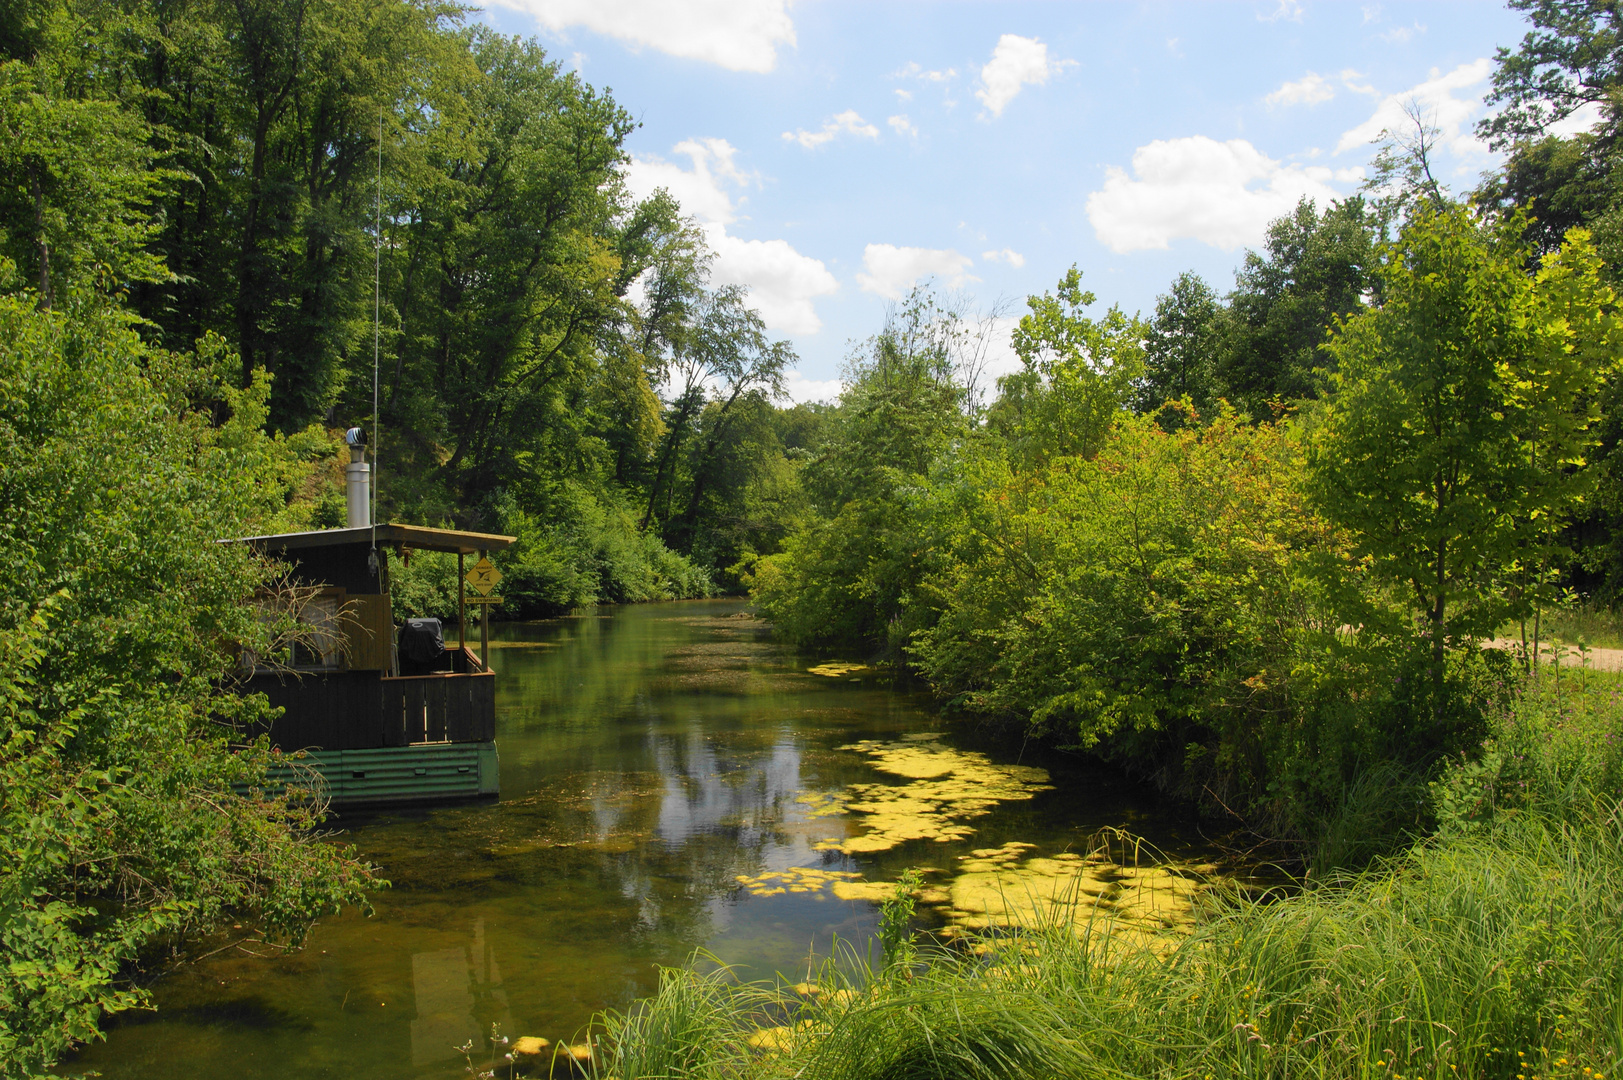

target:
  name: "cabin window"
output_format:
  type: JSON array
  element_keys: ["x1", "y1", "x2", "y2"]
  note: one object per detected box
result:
[
  {"x1": 246, "y1": 587, "x2": 350, "y2": 673},
  {"x1": 290, "y1": 593, "x2": 345, "y2": 669}
]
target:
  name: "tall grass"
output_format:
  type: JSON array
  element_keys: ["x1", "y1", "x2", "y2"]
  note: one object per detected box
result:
[
  {"x1": 1534, "y1": 605, "x2": 1623, "y2": 652},
  {"x1": 589, "y1": 667, "x2": 1623, "y2": 1080},
  {"x1": 593, "y1": 812, "x2": 1623, "y2": 1079}
]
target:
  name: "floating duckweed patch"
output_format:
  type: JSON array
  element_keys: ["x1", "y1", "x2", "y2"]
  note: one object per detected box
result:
[
  {"x1": 935, "y1": 840, "x2": 1212, "y2": 948},
  {"x1": 830, "y1": 879, "x2": 898, "y2": 902},
  {"x1": 746, "y1": 1022, "x2": 814, "y2": 1053},
  {"x1": 807, "y1": 662, "x2": 870, "y2": 677},
  {"x1": 808, "y1": 737, "x2": 1054, "y2": 854},
  {"x1": 734, "y1": 867, "x2": 864, "y2": 897},
  {"x1": 794, "y1": 791, "x2": 852, "y2": 818}
]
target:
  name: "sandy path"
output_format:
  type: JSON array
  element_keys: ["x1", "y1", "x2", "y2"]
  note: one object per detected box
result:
[{"x1": 1484, "y1": 638, "x2": 1623, "y2": 672}]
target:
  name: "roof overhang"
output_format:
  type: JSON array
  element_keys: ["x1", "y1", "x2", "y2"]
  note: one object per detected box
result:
[{"x1": 228, "y1": 524, "x2": 516, "y2": 555}]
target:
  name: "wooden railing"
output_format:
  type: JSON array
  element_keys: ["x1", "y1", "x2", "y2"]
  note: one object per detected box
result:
[{"x1": 247, "y1": 648, "x2": 495, "y2": 751}]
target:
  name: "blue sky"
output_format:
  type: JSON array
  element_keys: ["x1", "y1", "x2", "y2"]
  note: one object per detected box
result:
[{"x1": 475, "y1": 1, "x2": 1569, "y2": 401}]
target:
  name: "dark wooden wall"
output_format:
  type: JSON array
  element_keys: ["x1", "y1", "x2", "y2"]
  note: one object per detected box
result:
[{"x1": 246, "y1": 668, "x2": 495, "y2": 750}]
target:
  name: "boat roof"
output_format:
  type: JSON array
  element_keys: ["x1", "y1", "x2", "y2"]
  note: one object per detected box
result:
[{"x1": 229, "y1": 523, "x2": 516, "y2": 555}]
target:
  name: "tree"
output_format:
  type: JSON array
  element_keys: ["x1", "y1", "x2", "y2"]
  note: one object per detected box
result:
[
  {"x1": 0, "y1": 295, "x2": 376, "y2": 1076},
  {"x1": 0, "y1": 57, "x2": 173, "y2": 309},
  {"x1": 1217, "y1": 197, "x2": 1378, "y2": 416},
  {"x1": 663, "y1": 288, "x2": 794, "y2": 550},
  {"x1": 1308, "y1": 205, "x2": 1619, "y2": 697},
  {"x1": 1133, "y1": 270, "x2": 1222, "y2": 421},
  {"x1": 1001, "y1": 266, "x2": 1144, "y2": 465},
  {"x1": 1479, "y1": 0, "x2": 1623, "y2": 149},
  {"x1": 642, "y1": 284, "x2": 790, "y2": 529},
  {"x1": 751, "y1": 290, "x2": 973, "y2": 646}
]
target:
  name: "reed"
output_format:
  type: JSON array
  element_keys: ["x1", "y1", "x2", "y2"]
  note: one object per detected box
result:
[{"x1": 590, "y1": 672, "x2": 1623, "y2": 1080}]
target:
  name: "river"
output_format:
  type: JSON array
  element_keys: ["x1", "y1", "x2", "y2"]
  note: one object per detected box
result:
[{"x1": 71, "y1": 599, "x2": 1221, "y2": 1079}]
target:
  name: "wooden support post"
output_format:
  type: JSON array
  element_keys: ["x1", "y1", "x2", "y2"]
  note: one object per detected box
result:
[
  {"x1": 458, "y1": 549, "x2": 466, "y2": 662},
  {"x1": 478, "y1": 548, "x2": 489, "y2": 672}
]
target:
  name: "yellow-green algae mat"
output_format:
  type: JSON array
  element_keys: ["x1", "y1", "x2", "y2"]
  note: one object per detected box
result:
[
  {"x1": 941, "y1": 839, "x2": 1214, "y2": 950},
  {"x1": 737, "y1": 735, "x2": 1213, "y2": 944},
  {"x1": 804, "y1": 734, "x2": 1053, "y2": 854},
  {"x1": 806, "y1": 662, "x2": 870, "y2": 677}
]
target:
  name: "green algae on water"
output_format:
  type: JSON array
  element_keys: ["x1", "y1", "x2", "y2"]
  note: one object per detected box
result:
[{"x1": 807, "y1": 736, "x2": 1054, "y2": 854}]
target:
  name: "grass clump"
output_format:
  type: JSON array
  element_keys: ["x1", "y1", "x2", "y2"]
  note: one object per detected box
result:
[
  {"x1": 589, "y1": 670, "x2": 1623, "y2": 1080},
  {"x1": 593, "y1": 814, "x2": 1623, "y2": 1079}
]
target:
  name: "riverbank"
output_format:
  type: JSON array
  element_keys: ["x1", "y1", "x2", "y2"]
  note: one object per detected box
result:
[
  {"x1": 584, "y1": 661, "x2": 1623, "y2": 1079},
  {"x1": 594, "y1": 806, "x2": 1622, "y2": 1080}
]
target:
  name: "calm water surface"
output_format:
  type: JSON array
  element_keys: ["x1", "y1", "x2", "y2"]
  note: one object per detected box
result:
[{"x1": 74, "y1": 599, "x2": 1215, "y2": 1079}]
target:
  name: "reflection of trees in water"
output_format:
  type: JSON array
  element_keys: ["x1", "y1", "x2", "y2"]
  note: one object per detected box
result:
[{"x1": 409, "y1": 919, "x2": 511, "y2": 1067}]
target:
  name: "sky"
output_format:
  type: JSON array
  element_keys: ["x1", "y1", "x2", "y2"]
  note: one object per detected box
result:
[{"x1": 473, "y1": 0, "x2": 1578, "y2": 402}]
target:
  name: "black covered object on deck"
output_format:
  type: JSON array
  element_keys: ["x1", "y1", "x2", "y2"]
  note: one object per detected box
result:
[{"x1": 399, "y1": 617, "x2": 447, "y2": 675}]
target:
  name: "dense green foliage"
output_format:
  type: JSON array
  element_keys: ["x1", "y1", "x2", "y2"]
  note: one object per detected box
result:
[
  {"x1": 0, "y1": 0, "x2": 828, "y2": 621},
  {"x1": 0, "y1": 293, "x2": 378, "y2": 1076},
  {"x1": 755, "y1": 75, "x2": 1622, "y2": 844}
]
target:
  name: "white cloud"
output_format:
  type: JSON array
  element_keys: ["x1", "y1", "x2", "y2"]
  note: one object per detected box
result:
[
  {"x1": 895, "y1": 61, "x2": 957, "y2": 83},
  {"x1": 782, "y1": 372, "x2": 843, "y2": 404},
  {"x1": 1259, "y1": 0, "x2": 1304, "y2": 23},
  {"x1": 1381, "y1": 22, "x2": 1426, "y2": 44},
  {"x1": 495, "y1": 0, "x2": 794, "y2": 73},
  {"x1": 622, "y1": 139, "x2": 837, "y2": 335},
  {"x1": 1266, "y1": 72, "x2": 1335, "y2": 108},
  {"x1": 1548, "y1": 99, "x2": 1606, "y2": 137},
  {"x1": 894, "y1": 88, "x2": 913, "y2": 102},
  {"x1": 783, "y1": 109, "x2": 880, "y2": 150},
  {"x1": 1335, "y1": 59, "x2": 1493, "y2": 156},
  {"x1": 1086, "y1": 136, "x2": 1351, "y2": 253},
  {"x1": 703, "y1": 227, "x2": 838, "y2": 335},
  {"x1": 1341, "y1": 69, "x2": 1381, "y2": 97},
  {"x1": 975, "y1": 34, "x2": 1068, "y2": 118},
  {"x1": 623, "y1": 137, "x2": 752, "y2": 225},
  {"x1": 855, "y1": 244, "x2": 977, "y2": 299},
  {"x1": 888, "y1": 114, "x2": 918, "y2": 138},
  {"x1": 1362, "y1": 4, "x2": 1382, "y2": 23},
  {"x1": 981, "y1": 247, "x2": 1026, "y2": 268}
]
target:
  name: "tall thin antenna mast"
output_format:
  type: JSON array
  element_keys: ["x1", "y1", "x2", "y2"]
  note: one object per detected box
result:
[{"x1": 371, "y1": 108, "x2": 382, "y2": 556}]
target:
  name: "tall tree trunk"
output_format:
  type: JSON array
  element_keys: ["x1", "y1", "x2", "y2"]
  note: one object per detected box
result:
[
  {"x1": 1432, "y1": 538, "x2": 1447, "y2": 713},
  {"x1": 30, "y1": 165, "x2": 52, "y2": 311},
  {"x1": 237, "y1": 114, "x2": 271, "y2": 387}
]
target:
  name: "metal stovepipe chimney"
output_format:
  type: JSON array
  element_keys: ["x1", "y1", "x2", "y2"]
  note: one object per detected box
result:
[{"x1": 345, "y1": 427, "x2": 370, "y2": 528}]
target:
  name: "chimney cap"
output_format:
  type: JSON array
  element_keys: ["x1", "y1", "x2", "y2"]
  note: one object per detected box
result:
[{"x1": 345, "y1": 427, "x2": 367, "y2": 447}]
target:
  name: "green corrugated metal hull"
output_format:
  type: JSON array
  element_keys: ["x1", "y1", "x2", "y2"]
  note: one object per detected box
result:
[{"x1": 249, "y1": 741, "x2": 499, "y2": 806}]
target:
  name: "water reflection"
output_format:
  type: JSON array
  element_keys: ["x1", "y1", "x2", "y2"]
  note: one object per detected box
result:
[
  {"x1": 409, "y1": 921, "x2": 509, "y2": 1067},
  {"x1": 74, "y1": 600, "x2": 1215, "y2": 1080}
]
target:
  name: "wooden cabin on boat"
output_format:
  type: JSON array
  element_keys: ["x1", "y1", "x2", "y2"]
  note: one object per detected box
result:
[
  {"x1": 231, "y1": 523, "x2": 515, "y2": 806},
  {"x1": 228, "y1": 430, "x2": 516, "y2": 806}
]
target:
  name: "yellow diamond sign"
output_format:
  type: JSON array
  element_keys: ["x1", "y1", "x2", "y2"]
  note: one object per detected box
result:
[{"x1": 466, "y1": 556, "x2": 502, "y2": 596}]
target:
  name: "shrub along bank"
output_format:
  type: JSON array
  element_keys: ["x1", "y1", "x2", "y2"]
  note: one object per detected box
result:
[
  {"x1": 0, "y1": 295, "x2": 379, "y2": 1078},
  {"x1": 753, "y1": 203, "x2": 1620, "y2": 853}
]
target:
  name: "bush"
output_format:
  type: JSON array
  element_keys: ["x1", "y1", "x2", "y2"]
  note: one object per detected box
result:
[
  {"x1": 1432, "y1": 659, "x2": 1623, "y2": 831},
  {"x1": 493, "y1": 484, "x2": 713, "y2": 617},
  {"x1": 0, "y1": 296, "x2": 376, "y2": 1077}
]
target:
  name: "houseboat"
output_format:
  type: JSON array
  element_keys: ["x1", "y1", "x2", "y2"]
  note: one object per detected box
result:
[{"x1": 231, "y1": 430, "x2": 515, "y2": 806}]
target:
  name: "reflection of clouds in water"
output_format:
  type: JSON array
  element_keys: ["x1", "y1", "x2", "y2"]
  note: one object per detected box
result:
[
  {"x1": 654, "y1": 734, "x2": 805, "y2": 848},
  {"x1": 591, "y1": 785, "x2": 623, "y2": 841},
  {"x1": 409, "y1": 919, "x2": 510, "y2": 1066}
]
